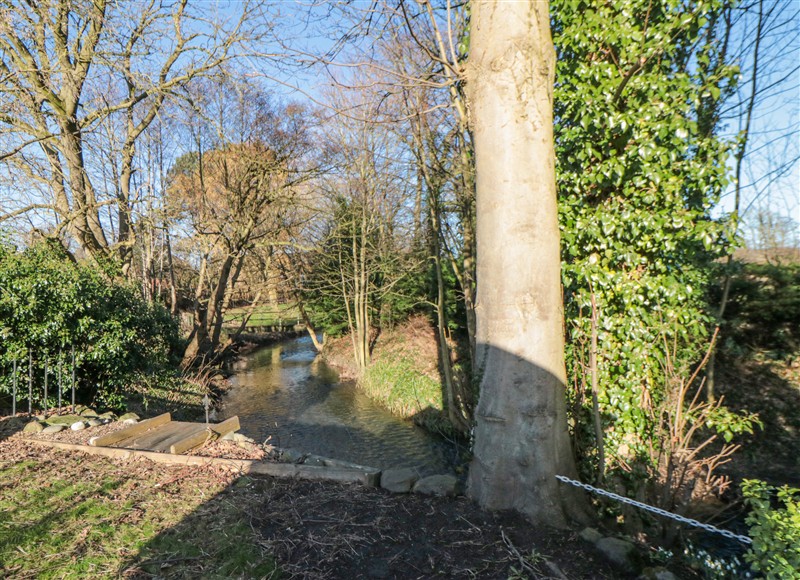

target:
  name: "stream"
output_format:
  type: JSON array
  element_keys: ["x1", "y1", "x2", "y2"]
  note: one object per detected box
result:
[{"x1": 219, "y1": 336, "x2": 457, "y2": 474}]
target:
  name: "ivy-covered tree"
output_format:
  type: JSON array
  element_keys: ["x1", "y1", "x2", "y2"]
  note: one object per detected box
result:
[{"x1": 553, "y1": 0, "x2": 740, "y2": 490}]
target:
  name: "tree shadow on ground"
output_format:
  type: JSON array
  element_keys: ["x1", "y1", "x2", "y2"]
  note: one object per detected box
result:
[
  {"x1": 717, "y1": 353, "x2": 800, "y2": 487},
  {"x1": 117, "y1": 345, "x2": 624, "y2": 577},
  {"x1": 0, "y1": 414, "x2": 25, "y2": 442},
  {"x1": 124, "y1": 386, "x2": 205, "y2": 422},
  {"x1": 120, "y1": 474, "x2": 620, "y2": 579}
]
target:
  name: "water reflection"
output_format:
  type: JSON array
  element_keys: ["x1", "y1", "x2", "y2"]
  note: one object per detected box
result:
[{"x1": 221, "y1": 336, "x2": 454, "y2": 474}]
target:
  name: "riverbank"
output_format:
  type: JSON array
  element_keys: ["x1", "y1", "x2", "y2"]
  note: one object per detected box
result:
[
  {"x1": 322, "y1": 316, "x2": 460, "y2": 435},
  {"x1": 0, "y1": 431, "x2": 633, "y2": 579}
]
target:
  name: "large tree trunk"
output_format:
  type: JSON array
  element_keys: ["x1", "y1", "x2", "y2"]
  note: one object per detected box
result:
[{"x1": 466, "y1": 0, "x2": 581, "y2": 526}]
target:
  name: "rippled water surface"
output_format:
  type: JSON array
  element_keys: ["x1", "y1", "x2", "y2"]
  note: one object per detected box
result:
[{"x1": 220, "y1": 336, "x2": 455, "y2": 473}]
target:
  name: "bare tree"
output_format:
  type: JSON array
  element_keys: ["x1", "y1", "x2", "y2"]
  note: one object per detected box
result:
[
  {"x1": 167, "y1": 91, "x2": 318, "y2": 366},
  {"x1": 0, "y1": 0, "x2": 270, "y2": 274},
  {"x1": 300, "y1": 84, "x2": 416, "y2": 372}
]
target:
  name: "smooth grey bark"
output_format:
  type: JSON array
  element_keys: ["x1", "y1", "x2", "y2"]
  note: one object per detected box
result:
[{"x1": 466, "y1": 0, "x2": 581, "y2": 526}]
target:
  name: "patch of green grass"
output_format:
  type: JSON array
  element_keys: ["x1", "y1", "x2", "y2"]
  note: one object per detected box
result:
[
  {"x1": 0, "y1": 445, "x2": 277, "y2": 579},
  {"x1": 360, "y1": 356, "x2": 443, "y2": 418}
]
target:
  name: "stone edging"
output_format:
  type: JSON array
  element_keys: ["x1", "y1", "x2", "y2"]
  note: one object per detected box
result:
[{"x1": 25, "y1": 438, "x2": 381, "y2": 487}]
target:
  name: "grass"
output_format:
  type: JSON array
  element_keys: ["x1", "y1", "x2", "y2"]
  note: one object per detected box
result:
[
  {"x1": 0, "y1": 441, "x2": 276, "y2": 579},
  {"x1": 360, "y1": 355, "x2": 443, "y2": 418},
  {"x1": 223, "y1": 304, "x2": 300, "y2": 328}
]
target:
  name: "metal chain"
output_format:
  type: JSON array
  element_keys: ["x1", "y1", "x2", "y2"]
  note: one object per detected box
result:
[{"x1": 555, "y1": 474, "x2": 753, "y2": 545}]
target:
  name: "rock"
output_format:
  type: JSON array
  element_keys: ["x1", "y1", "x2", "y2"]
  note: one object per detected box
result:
[
  {"x1": 79, "y1": 408, "x2": 98, "y2": 418},
  {"x1": 99, "y1": 412, "x2": 118, "y2": 421},
  {"x1": 232, "y1": 433, "x2": 253, "y2": 443},
  {"x1": 303, "y1": 456, "x2": 326, "y2": 467},
  {"x1": 118, "y1": 412, "x2": 139, "y2": 422},
  {"x1": 381, "y1": 468, "x2": 421, "y2": 493},
  {"x1": 638, "y1": 567, "x2": 678, "y2": 580},
  {"x1": 3, "y1": 417, "x2": 24, "y2": 430},
  {"x1": 579, "y1": 527, "x2": 604, "y2": 544},
  {"x1": 70, "y1": 421, "x2": 87, "y2": 431},
  {"x1": 42, "y1": 424, "x2": 66, "y2": 434},
  {"x1": 46, "y1": 414, "x2": 84, "y2": 426},
  {"x1": 412, "y1": 474, "x2": 458, "y2": 497},
  {"x1": 280, "y1": 448, "x2": 305, "y2": 463},
  {"x1": 221, "y1": 431, "x2": 236, "y2": 441},
  {"x1": 23, "y1": 421, "x2": 45, "y2": 433},
  {"x1": 34, "y1": 414, "x2": 46, "y2": 422},
  {"x1": 596, "y1": 537, "x2": 640, "y2": 574},
  {"x1": 122, "y1": 419, "x2": 138, "y2": 425},
  {"x1": 87, "y1": 419, "x2": 102, "y2": 427}
]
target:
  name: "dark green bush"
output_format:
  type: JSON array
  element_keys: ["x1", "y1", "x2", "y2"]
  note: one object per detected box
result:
[
  {"x1": 716, "y1": 261, "x2": 800, "y2": 357},
  {"x1": 0, "y1": 240, "x2": 182, "y2": 411}
]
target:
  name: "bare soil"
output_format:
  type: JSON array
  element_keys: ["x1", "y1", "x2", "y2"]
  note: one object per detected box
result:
[
  {"x1": 1, "y1": 417, "x2": 630, "y2": 579},
  {"x1": 717, "y1": 353, "x2": 800, "y2": 488},
  {"x1": 251, "y1": 477, "x2": 618, "y2": 579}
]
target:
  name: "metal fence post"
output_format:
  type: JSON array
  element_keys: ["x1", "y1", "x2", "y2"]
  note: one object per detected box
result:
[
  {"x1": 71, "y1": 345, "x2": 76, "y2": 413},
  {"x1": 43, "y1": 357, "x2": 48, "y2": 415},
  {"x1": 28, "y1": 353, "x2": 32, "y2": 415},
  {"x1": 58, "y1": 351, "x2": 62, "y2": 411},
  {"x1": 12, "y1": 357, "x2": 17, "y2": 416}
]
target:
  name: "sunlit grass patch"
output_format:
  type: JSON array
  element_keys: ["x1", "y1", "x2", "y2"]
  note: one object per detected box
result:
[
  {"x1": 360, "y1": 356, "x2": 443, "y2": 418},
  {"x1": 0, "y1": 443, "x2": 276, "y2": 579}
]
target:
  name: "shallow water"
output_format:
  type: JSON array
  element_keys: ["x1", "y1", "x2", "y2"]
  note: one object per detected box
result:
[{"x1": 220, "y1": 336, "x2": 455, "y2": 474}]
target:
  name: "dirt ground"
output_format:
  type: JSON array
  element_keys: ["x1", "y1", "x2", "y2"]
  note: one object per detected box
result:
[
  {"x1": 0, "y1": 416, "x2": 633, "y2": 579},
  {"x1": 248, "y1": 477, "x2": 618, "y2": 580}
]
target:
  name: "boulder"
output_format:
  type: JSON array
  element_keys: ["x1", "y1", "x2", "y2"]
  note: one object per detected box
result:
[
  {"x1": 46, "y1": 414, "x2": 84, "y2": 426},
  {"x1": 70, "y1": 421, "x2": 87, "y2": 431},
  {"x1": 118, "y1": 412, "x2": 140, "y2": 422},
  {"x1": 638, "y1": 567, "x2": 678, "y2": 580},
  {"x1": 596, "y1": 537, "x2": 640, "y2": 574},
  {"x1": 87, "y1": 419, "x2": 102, "y2": 427},
  {"x1": 280, "y1": 448, "x2": 305, "y2": 463},
  {"x1": 122, "y1": 419, "x2": 138, "y2": 425},
  {"x1": 381, "y1": 468, "x2": 421, "y2": 493},
  {"x1": 79, "y1": 408, "x2": 99, "y2": 418},
  {"x1": 412, "y1": 474, "x2": 458, "y2": 497},
  {"x1": 579, "y1": 527, "x2": 604, "y2": 544},
  {"x1": 303, "y1": 456, "x2": 327, "y2": 467},
  {"x1": 2, "y1": 417, "x2": 25, "y2": 430},
  {"x1": 99, "y1": 412, "x2": 118, "y2": 421},
  {"x1": 23, "y1": 421, "x2": 45, "y2": 433},
  {"x1": 42, "y1": 424, "x2": 66, "y2": 434}
]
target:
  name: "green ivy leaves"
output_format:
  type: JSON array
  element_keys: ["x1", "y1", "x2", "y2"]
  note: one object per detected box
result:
[{"x1": 553, "y1": 0, "x2": 739, "y2": 476}]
